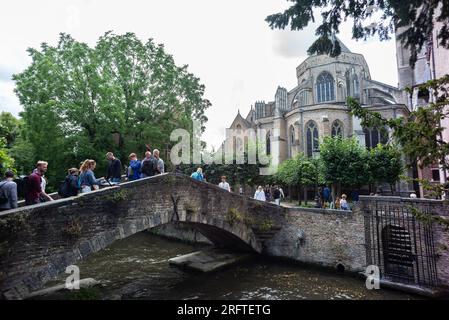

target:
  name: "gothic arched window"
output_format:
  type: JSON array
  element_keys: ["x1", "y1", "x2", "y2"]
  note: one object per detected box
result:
[
  {"x1": 266, "y1": 131, "x2": 271, "y2": 156},
  {"x1": 331, "y1": 120, "x2": 343, "y2": 138},
  {"x1": 288, "y1": 125, "x2": 295, "y2": 158},
  {"x1": 316, "y1": 72, "x2": 335, "y2": 103},
  {"x1": 364, "y1": 127, "x2": 389, "y2": 149},
  {"x1": 290, "y1": 126, "x2": 295, "y2": 145},
  {"x1": 306, "y1": 121, "x2": 319, "y2": 157}
]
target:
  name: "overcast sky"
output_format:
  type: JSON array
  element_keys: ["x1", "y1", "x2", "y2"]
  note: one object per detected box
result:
[{"x1": 0, "y1": 0, "x2": 399, "y2": 150}]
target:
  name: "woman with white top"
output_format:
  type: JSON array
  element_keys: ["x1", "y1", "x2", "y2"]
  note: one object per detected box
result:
[{"x1": 254, "y1": 186, "x2": 266, "y2": 201}]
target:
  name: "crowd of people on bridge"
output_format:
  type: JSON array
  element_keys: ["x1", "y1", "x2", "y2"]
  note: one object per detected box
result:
[
  {"x1": 0, "y1": 147, "x2": 166, "y2": 211},
  {"x1": 2, "y1": 156, "x2": 449, "y2": 212}
]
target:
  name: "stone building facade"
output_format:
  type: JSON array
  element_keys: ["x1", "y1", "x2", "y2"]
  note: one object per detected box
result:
[
  {"x1": 396, "y1": 10, "x2": 449, "y2": 196},
  {"x1": 222, "y1": 38, "x2": 410, "y2": 191}
]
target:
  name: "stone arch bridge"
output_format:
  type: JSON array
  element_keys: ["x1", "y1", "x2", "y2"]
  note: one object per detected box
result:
[{"x1": 0, "y1": 173, "x2": 284, "y2": 299}]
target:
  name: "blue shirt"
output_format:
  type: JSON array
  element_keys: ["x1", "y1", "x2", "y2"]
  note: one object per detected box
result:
[
  {"x1": 323, "y1": 187, "x2": 331, "y2": 201},
  {"x1": 128, "y1": 160, "x2": 142, "y2": 181},
  {"x1": 191, "y1": 172, "x2": 204, "y2": 181},
  {"x1": 79, "y1": 170, "x2": 100, "y2": 187}
]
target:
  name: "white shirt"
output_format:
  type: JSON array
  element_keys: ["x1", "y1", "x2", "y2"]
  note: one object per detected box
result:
[
  {"x1": 254, "y1": 190, "x2": 266, "y2": 201},
  {"x1": 41, "y1": 176, "x2": 46, "y2": 192},
  {"x1": 279, "y1": 188, "x2": 285, "y2": 198},
  {"x1": 219, "y1": 181, "x2": 230, "y2": 192},
  {"x1": 157, "y1": 158, "x2": 165, "y2": 174}
]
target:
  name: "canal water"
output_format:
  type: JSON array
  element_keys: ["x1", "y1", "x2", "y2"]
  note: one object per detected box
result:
[{"x1": 38, "y1": 232, "x2": 420, "y2": 300}]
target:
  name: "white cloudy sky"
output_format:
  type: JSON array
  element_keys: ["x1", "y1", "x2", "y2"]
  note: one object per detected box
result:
[{"x1": 0, "y1": 0, "x2": 399, "y2": 150}]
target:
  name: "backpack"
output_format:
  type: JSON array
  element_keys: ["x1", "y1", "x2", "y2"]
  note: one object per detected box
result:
[
  {"x1": 0, "y1": 182, "x2": 9, "y2": 205},
  {"x1": 77, "y1": 173, "x2": 84, "y2": 189},
  {"x1": 141, "y1": 158, "x2": 157, "y2": 177},
  {"x1": 58, "y1": 177, "x2": 70, "y2": 198},
  {"x1": 14, "y1": 176, "x2": 29, "y2": 199}
]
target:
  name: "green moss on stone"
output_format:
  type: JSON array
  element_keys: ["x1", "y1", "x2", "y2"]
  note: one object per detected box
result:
[{"x1": 63, "y1": 218, "x2": 83, "y2": 238}]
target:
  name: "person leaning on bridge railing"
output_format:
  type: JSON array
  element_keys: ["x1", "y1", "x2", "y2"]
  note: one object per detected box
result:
[
  {"x1": 78, "y1": 160, "x2": 103, "y2": 193},
  {"x1": 58, "y1": 168, "x2": 79, "y2": 198},
  {"x1": 127, "y1": 153, "x2": 142, "y2": 181},
  {"x1": 191, "y1": 168, "x2": 204, "y2": 182},
  {"x1": 254, "y1": 186, "x2": 266, "y2": 202},
  {"x1": 0, "y1": 171, "x2": 18, "y2": 211},
  {"x1": 106, "y1": 152, "x2": 122, "y2": 183},
  {"x1": 218, "y1": 176, "x2": 231, "y2": 192},
  {"x1": 25, "y1": 161, "x2": 49, "y2": 205},
  {"x1": 153, "y1": 149, "x2": 165, "y2": 174}
]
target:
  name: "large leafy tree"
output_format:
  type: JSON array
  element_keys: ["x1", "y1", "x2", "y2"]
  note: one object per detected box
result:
[
  {"x1": 348, "y1": 76, "x2": 449, "y2": 175},
  {"x1": 275, "y1": 153, "x2": 322, "y2": 204},
  {"x1": 0, "y1": 112, "x2": 21, "y2": 148},
  {"x1": 0, "y1": 138, "x2": 15, "y2": 176},
  {"x1": 319, "y1": 136, "x2": 369, "y2": 197},
  {"x1": 266, "y1": 0, "x2": 449, "y2": 67},
  {"x1": 367, "y1": 143, "x2": 404, "y2": 193},
  {"x1": 13, "y1": 32, "x2": 210, "y2": 190}
]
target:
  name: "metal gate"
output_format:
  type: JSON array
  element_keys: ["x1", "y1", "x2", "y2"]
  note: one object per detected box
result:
[{"x1": 365, "y1": 200, "x2": 439, "y2": 288}]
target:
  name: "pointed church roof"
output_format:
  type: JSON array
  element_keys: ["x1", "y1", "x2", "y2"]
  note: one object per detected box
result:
[
  {"x1": 229, "y1": 110, "x2": 252, "y2": 129},
  {"x1": 332, "y1": 34, "x2": 352, "y2": 53},
  {"x1": 245, "y1": 108, "x2": 255, "y2": 122}
]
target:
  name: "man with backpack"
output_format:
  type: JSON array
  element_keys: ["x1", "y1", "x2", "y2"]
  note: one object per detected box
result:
[
  {"x1": 0, "y1": 171, "x2": 18, "y2": 211},
  {"x1": 25, "y1": 161, "x2": 48, "y2": 205},
  {"x1": 273, "y1": 186, "x2": 281, "y2": 205},
  {"x1": 141, "y1": 151, "x2": 158, "y2": 178},
  {"x1": 58, "y1": 168, "x2": 80, "y2": 198}
]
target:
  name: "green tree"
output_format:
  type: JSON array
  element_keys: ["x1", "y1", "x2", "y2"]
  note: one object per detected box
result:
[
  {"x1": 13, "y1": 32, "x2": 210, "y2": 190},
  {"x1": 348, "y1": 75, "x2": 449, "y2": 178},
  {"x1": 0, "y1": 138, "x2": 15, "y2": 176},
  {"x1": 319, "y1": 136, "x2": 369, "y2": 198},
  {"x1": 266, "y1": 0, "x2": 449, "y2": 67},
  {"x1": 276, "y1": 153, "x2": 321, "y2": 205},
  {"x1": 0, "y1": 112, "x2": 21, "y2": 148},
  {"x1": 367, "y1": 144, "x2": 404, "y2": 193}
]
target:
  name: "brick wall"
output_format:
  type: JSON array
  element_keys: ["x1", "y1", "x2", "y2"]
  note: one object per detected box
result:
[{"x1": 263, "y1": 207, "x2": 366, "y2": 272}]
